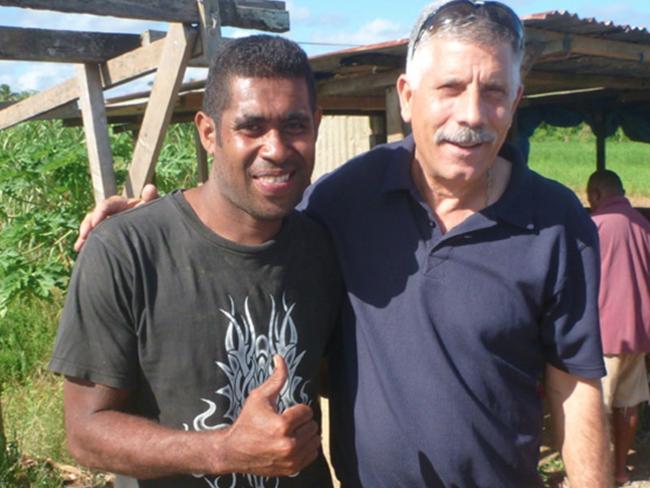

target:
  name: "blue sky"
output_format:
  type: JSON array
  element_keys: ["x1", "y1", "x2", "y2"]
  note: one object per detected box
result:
[{"x1": 1, "y1": 0, "x2": 650, "y2": 94}]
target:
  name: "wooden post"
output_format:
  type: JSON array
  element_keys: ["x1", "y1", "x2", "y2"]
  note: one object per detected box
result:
[
  {"x1": 123, "y1": 23, "x2": 195, "y2": 197},
  {"x1": 77, "y1": 63, "x2": 117, "y2": 203},
  {"x1": 385, "y1": 86, "x2": 408, "y2": 143},
  {"x1": 595, "y1": 110, "x2": 607, "y2": 170},
  {"x1": 194, "y1": 126, "x2": 209, "y2": 183},
  {"x1": 369, "y1": 114, "x2": 386, "y2": 148},
  {"x1": 196, "y1": 0, "x2": 221, "y2": 65}
]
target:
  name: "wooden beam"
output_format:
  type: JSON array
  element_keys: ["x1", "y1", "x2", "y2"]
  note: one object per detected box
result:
[
  {"x1": 0, "y1": 0, "x2": 289, "y2": 32},
  {"x1": 369, "y1": 114, "x2": 387, "y2": 148},
  {"x1": 196, "y1": 0, "x2": 222, "y2": 65},
  {"x1": 319, "y1": 95, "x2": 385, "y2": 113},
  {"x1": 318, "y1": 69, "x2": 401, "y2": 97},
  {"x1": 385, "y1": 86, "x2": 406, "y2": 143},
  {"x1": 124, "y1": 23, "x2": 194, "y2": 198},
  {"x1": 0, "y1": 26, "x2": 142, "y2": 63},
  {"x1": 526, "y1": 70, "x2": 650, "y2": 93},
  {"x1": 526, "y1": 27, "x2": 650, "y2": 64},
  {"x1": 0, "y1": 36, "x2": 171, "y2": 130},
  {"x1": 521, "y1": 41, "x2": 546, "y2": 80},
  {"x1": 77, "y1": 63, "x2": 117, "y2": 203},
  {"x1": 594, "y1": 110, "x2": 606, "y2": 171}
]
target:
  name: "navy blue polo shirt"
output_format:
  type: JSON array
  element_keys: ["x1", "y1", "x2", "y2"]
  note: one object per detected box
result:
[{"x1": 302, "y1": 135, "x2": 605, "y2": 488}]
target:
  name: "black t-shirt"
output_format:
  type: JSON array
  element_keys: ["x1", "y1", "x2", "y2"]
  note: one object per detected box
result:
[{"x1": 50, "y1": 191, "x2": 342, "y2": 488}]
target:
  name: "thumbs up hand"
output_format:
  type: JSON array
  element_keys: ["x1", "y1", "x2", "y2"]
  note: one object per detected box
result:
[{"x1": 217, "y1": 355, "x2": 320, "y2": 477}]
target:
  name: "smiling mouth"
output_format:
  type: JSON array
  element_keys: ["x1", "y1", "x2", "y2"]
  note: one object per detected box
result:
[{"x1": 256, "y1": 173, "x2": 292, "y2": 184}]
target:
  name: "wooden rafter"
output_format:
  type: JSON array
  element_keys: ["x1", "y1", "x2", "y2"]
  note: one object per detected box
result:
[
  {"x1": 0, "y1": 0, "x2": 289, "y2": 32},
  {"x1": 525, "y1": 70, "x2": 650, "y2": 93},
  {"x1": 124, "y1": 23, "x2": 194, "y2": 198},
  {"x1": 527, "y1": 27, "x2": 650, "y2": 64},
  {"x1": 318, "y1": 69, "x2": 401, "y2": 97},
  {"x1": 0, "y1": 36, "x2": 171, "y2": 130},
  {"x1": 0, "y1": 26, "x2": 143, "y2": 63}
]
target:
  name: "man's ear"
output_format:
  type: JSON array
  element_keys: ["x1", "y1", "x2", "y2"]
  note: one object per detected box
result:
[
  {"x1": 195, "y1": 111, "x2": 217, "y2": 154},
  {"x1": 396, "y1": 74, "x2": 414, "y2": 124}
]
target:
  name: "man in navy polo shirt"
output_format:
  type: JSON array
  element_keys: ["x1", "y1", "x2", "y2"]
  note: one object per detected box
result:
[
  {"x1": 76, "y1": 2, "x2": 610, "y2": 486},
  {"x1": 303, "y1": 1, "x2": 609, "y2": 486}
]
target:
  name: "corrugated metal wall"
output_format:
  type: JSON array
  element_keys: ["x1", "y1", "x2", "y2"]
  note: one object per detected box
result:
[{"x1": 313, "y1": 115, "x2": 372, "y2": 180}]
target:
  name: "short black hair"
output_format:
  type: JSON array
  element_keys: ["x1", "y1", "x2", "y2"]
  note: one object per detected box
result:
[
  {"x1": 588, "y1": 169, "x2": 625, "y2": 195},
  {"x1": 202, "y1": 35, "x2": 316, "y2": 122}
]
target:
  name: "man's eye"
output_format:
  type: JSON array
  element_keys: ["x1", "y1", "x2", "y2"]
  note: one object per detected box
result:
[
  {"x1": 484, "y1": 87, "x2": 507, "y2": 98},
  {"x1": 284, "y1": 120, "x2": 308, "y2": 133},
  {"x1": 239, "y1": 124, "x2": 263, "y2": 134},
  {"x1": 438, "y1": 85, "x2": 462, "y2": 96}
]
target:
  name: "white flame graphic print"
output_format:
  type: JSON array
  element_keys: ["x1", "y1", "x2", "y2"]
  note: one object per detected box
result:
[{"x1": 183, "y1": 294, "x2": 311, "y2": 488}]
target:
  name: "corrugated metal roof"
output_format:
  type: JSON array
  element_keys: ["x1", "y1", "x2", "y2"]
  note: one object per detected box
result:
[{"x1": 522, "y1": 11, "x2": 650, "y2": 45}]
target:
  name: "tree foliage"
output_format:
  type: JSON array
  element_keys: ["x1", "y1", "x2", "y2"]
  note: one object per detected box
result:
[{"x1": 0, "y1": 118, "x2": 198, "y2": 317}]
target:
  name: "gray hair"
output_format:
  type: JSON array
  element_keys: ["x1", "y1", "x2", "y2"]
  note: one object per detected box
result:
[{"x1": 406, "y1": 0, "x2": 525, "y2": 78}]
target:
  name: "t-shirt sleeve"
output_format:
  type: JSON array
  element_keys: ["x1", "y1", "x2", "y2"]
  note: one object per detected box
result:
[
  {"x1": 49, "y1": 231, "x2": 140, "y2": 389},
  {"x1": 540, "y1": 221, "x2": 606, "y2": 379}
]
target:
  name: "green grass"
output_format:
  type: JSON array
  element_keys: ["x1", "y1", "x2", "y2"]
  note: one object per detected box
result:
[
  {"x1": 0, "y1": 438, "x2": 64, "y2": 488},
  {"x1": 0, "y1": 296, "x2": 62, "y2": 386},
  {"x1": 3, "y1": 372, "x2": 67, "y2": 463},
  {"x1": 528, "y1": 139, "x2": 650, "y2": 203}
]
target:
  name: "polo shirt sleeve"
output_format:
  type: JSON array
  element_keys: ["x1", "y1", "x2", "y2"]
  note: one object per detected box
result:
[
  {"x1": 539, "y1": 218, "x2": 606, "y2": 379},
  {"x1": 49, "y1": 230, "x2": 139, "y2": 389}
]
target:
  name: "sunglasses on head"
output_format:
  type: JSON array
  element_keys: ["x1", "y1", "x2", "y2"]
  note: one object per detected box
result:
[{"x1": 413, "y1": 0, "x2": 524, "y2": 54}]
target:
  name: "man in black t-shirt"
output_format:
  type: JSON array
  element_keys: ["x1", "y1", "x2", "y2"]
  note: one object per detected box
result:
[{"x1": 50, "y1": 36, "x2": 340, "y2": 488}]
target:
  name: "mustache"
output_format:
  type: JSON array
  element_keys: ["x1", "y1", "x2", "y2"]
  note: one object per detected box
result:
[{"x1": 434, "y1": 125, "x2": 496, "y2": 145}]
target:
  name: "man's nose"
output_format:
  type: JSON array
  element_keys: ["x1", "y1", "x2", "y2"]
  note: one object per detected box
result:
[
  {"x1": 260, "y1": 129, "x2": 291, "y2": 162},
  {"x1": 456, "y1": 86, "x2": 485, "y2": 127}
]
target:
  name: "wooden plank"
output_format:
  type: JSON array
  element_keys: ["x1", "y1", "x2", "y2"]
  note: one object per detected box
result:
[
  {"x1": 0, "y1": 36, "x2": 169, "y2": 130},
  {"x1": 385, "y1": 86, "x2": 406, "y2": 143},
  {"x1": 124, "y1": 23, "x2": 194, "y2": 197},
  {"x1": 521, "y1": 41, "x2": 545, "y2": 80},
  {"x1": 526, "y1": 27, "x2": 650, "y2": 64},
  {"x1": 0, "y1": 79, "x2": 78, "y2": 130},
  {"x1": 77, "y1": 64, "x2": 117, "y2": 203},
  {"x1": 196, "y1": 0, "x2": 222, "y2": 65},
  {"x1": 318, "y1": 69, "x2": 401, "y2": 97},
  {"x1": 525, "y1": 70, "x2": 650, "y2": 93},
  {"x1": 319, "y1": 95, "x2": 385, "y2": 113},
  {"x1": 0, "y1": 26, "x2": 141, "y2": 63},
  {"x1": 0, "y1": 0, "x2": 289, "y2": 32}
]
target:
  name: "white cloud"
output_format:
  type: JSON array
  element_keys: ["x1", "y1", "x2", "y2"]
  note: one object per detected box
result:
[
  {"x1": 19, "y1": 63, "x2": 73, "y2": 91},
  {"x1": 315, "y1": 18, "x2": 405, "y2": 46},
  {"x1": 286, "y1": 0, "x2": 310, "y2": 22}
]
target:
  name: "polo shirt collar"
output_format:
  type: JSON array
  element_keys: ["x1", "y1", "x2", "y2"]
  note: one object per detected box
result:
[
  {"x1": 487, "y1": 143, "x2": 537, "y2": 231},
  {"x1": 381, "y1": 134, "x2": 536, "y2": 231}
]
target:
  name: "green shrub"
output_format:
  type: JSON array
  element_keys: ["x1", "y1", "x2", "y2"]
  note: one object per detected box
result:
[{"x1": 0, "y1": 121, "x2": 198, "y2": 317}]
